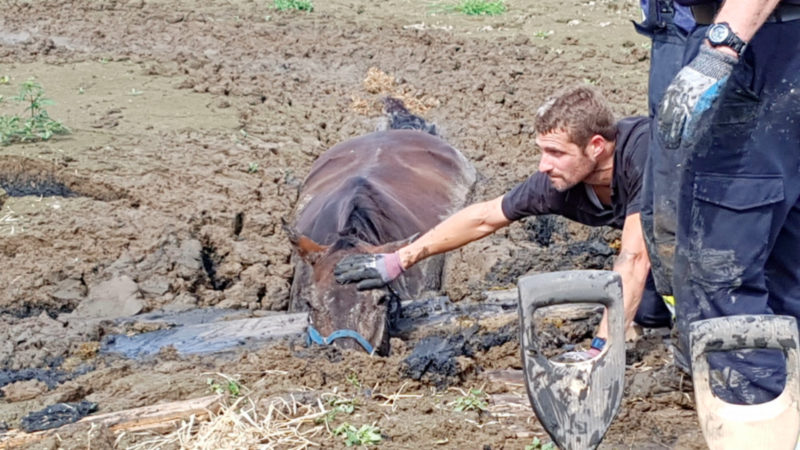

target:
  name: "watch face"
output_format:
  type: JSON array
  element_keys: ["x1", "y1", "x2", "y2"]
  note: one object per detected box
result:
[{"x1": 708, "y1": 24, "x2": 730, "y2": 44}]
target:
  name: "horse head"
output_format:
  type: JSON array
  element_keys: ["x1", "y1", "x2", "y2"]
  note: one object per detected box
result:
[{"x1": 285, "y1": 224, "x2": 410, "y2": 355}]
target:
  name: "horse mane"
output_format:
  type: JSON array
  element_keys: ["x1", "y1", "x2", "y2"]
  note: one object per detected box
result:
[
  {"x1": 328, "y1": 98, "x2": 440, "y2": 251},
  {"x1": 383, "y1": 97, "x2": 438, "y2": 136}
]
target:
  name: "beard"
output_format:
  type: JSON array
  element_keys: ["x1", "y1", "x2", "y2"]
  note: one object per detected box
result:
[{"x1": 549, "y1": 175, "x2": 579, "y2": 192}]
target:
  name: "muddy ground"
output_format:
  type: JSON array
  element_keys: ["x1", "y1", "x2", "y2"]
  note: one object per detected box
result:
[{"x1": 0, "y1": 0, "x2": 706, "y2": 448}]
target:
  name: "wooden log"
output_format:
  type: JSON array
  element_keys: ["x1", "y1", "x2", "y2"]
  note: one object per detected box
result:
[{"x1": 0, "y1": 395, "x2": 222, "y2": 448}]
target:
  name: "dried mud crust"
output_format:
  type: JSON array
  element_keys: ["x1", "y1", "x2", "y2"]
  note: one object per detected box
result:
[{"x1": 0, "y1": 0, "x2": 704, "y2": 448}]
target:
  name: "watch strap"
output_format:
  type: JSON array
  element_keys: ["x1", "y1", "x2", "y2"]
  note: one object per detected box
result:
[{"x1": 708, "y1": 22, "x2": 747, "y2": 56}]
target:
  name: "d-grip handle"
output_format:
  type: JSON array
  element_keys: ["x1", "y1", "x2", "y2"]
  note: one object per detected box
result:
[
  {"x1": 689, "y1": 315, "x2": 800, "y2": 450},
  {"x1": 690, "y1": 314, "x2": 799, "y2": 355},
  {"x1": 518, "y1": 270, "x2": 623, "y2": 358}
]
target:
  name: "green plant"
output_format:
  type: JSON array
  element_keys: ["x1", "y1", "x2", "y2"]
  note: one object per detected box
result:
[
  {"x1": 207, "y1": 377, "x2": 242, "y2": 398},
  {"x1": 451, "y1": 0, "x2": 506, "y2": 15},
  {"x1": 0, "y1": 79, "x2": 69, "y2": 145},
  {"x1": 333, "y1": 423, "x2": 382, "y2": 447},
  {"x1": 525, "y1": 436, "x2": 556, "y2": 450},
  {"x1": 273, "y1": 0, "x2": 314, "y2": 12},
  {"x1": 533, "y1": 29, "x2": 554, "y2": 39},
  {"x1": 346, "y1": 370, "x2": 361, "y2": 388},
  {"x1": 247, "y1": 162, "x2": 259, "y2": 173},
  {"x1": 452, "y1": 388, "x2": 488, "y2": 412},
  {"x1": 0, "y1": 75, "x2": 10, "y2": 85},
  {"x1": 316, "y1": 395, "x2": 357, "y2": 426}
]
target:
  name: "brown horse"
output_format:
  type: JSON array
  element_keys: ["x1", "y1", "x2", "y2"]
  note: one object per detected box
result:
[{"x1": 286, "y1": 98, "x2": 476, "y2": 355}]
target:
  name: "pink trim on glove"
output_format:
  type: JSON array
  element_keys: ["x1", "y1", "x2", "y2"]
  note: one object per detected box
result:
[{"x1": 383, "y1": 251, "x2": 406, "y2": 281}]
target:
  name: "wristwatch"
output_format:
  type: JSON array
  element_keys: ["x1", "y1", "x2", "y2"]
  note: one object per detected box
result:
[{"x1": 706, "y1": 22, "x2": 747, "y2": 57}]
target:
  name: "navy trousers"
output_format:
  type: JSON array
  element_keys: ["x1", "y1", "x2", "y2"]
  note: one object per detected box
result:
[
  {"x1": 673, "y1": 20, "x2": 800, "y2": 404},
  {"x1": 636, "y1": 1, "x2": 702, "y2": 296}
]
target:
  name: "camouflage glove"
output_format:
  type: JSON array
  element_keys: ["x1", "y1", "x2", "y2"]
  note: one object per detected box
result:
[
  {"x1": 657, "y1": 45, "x2": 737, "y2": 149},
  {"x1": 334, "y1": 252, "x2": 405, "y2": 290}
]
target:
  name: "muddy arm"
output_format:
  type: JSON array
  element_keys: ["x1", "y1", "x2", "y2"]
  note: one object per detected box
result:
[
  {"x1": 597, "y1": 212, "x2": 651, "y2": 340},
  {"x1": 398, "y1": 195, "x2": 510, "y2": 269}
]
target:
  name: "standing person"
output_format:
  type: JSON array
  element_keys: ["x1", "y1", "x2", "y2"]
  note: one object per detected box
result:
[
  {"x1": 637, "y1": 0, "x2": 702, "y2": 320},
  {"x1": 334, "y1": 85, "x2": 672, "y2": 359},
  {"x1": 634, "y1": 0, "x2": 696, "y2": 117},
  {"x1": 657, "y1": 0, "x2": 800, "y2": 404}
]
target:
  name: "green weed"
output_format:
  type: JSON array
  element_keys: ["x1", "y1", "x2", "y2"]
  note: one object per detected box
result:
[
  {"x1": 525, "y1": 436, "x2": 557, "y2": 450},
  {"x1": 532, "y1": 30, "x2": 554, "y2": 39},
  {"x1": 0, "y1": 75, "x2": 10, "y2": 85},
  {"x1": 273, "y1": 0, "x2": 314, "y2": 12},
  {"x1": 450, "y1": 0, "x2": 506, "y2": 16},
  {"x1": 207, "y1": 376, "x2": 242, "y2": 398},
  {"x1": 0, "y1": 79, "x2": 69, "y2": 145},
  {"x1": 346, "y1": 370, "x2": 361, "y2": 388},
  {"x1": 333, "y1": 423, "x2": 382, "y2": 447},
  {"x1": 247, "y1": 162, "x2": 259, "y2": 173},
  {"x1": 316, "y1": 395, "x2": 358, "y2": 426},
  {"x1": 452, "y1": 388, "x2": 488, "y2": 412}
]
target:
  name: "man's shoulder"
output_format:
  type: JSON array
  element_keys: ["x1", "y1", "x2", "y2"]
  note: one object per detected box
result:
[
  {"x1": 617, "y1": 116, "x2": 651, "y2": 142},
  {"x1": 616, "y1": 116, "x2": 651, "y2": 164}
]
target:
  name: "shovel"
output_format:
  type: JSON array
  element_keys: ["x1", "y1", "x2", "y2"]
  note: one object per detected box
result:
[
  {"x1": 689, "y1": 314, "x2": 800, "y2": 450},
  {"x1": 517, "y1": 270, "x2": 625, "y2": 450}
]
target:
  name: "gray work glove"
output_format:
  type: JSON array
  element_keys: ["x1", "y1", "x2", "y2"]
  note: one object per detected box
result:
[
  {"x1": 657, "y1": 45, "x2": 738, "y2": 149},
  {"x1": 334, "y1": 252, "x2": 405, "y2": 291}
]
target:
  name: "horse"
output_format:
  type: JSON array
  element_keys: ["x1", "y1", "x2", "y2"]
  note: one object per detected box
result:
[{"x1": 285, "y1": 98, "x2": 476, "y2": 355}]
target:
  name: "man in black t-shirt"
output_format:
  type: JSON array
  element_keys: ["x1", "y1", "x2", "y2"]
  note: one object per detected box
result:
[{"x1": 335, "y1": 85, "x2": 671, "y2": 357}]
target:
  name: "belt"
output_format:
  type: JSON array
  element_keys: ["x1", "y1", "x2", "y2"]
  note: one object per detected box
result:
[
  {"x1": 766, "y1": 4, "x2": 800, "y2": 22},
  {"x1": 692, "y1": 3, "x2": 800, "y2": 25}
]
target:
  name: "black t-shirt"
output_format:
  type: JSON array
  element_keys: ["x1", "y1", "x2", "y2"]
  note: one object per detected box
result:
[{"x1": 501, "y1": 116, "x2": 650, "y2": 230}]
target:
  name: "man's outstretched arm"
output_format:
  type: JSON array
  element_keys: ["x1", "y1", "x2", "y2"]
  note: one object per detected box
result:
[
  {"x1": 398, "y1": 195, "x2": 511, "y2": 268},
  {"x1": 334, "y1": 195, "x2": 511, "y2": 289}
]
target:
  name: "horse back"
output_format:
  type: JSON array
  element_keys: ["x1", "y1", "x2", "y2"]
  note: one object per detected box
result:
[{"x1": 294, "y1": 129, "x2": 476, "y2": 243}]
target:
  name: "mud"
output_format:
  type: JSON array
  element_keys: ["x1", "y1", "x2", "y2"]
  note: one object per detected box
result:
[
  {"x1": 402, "y1": 324, "x2": 516, "y2": 387},
  {"x1": 20, "y1": 401, "x2": 97, "y2": 433},
  {"x1": 0, "y1": 0, "x2": 705, "y2": 448}
]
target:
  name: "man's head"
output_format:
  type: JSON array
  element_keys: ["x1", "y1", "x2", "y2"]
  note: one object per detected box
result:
[{"x1": 534, "y1": 86, "x2": 617, "y2": 191}]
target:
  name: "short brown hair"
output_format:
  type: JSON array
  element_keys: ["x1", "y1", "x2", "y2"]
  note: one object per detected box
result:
[{"x1": 534, "y1": 85, "x2": 617, "y2": 148}]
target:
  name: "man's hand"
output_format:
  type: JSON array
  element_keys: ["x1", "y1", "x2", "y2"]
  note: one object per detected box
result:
[
  {"x1": 334, "y1": 252, "x2": 405, "y2": 290},
  {"x1": 553, "y1": 347, "x2": 602, "y2": 363},
  {"x1": 657, "y1": 45, "x2": 737, "y2": 149}
]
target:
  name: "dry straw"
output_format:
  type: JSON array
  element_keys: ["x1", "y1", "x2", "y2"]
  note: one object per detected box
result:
[{"x1": 127, "y1": 393, "x2": 327, "y2": 450}]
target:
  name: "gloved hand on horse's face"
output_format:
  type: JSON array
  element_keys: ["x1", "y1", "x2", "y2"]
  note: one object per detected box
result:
[{"x1": 334, "y1": 252, "x2": 406, "y2": 290}]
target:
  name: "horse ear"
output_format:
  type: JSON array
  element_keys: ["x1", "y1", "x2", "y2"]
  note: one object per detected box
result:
[{"x1": 282, "y1": 218, "x2": 327, "y2": 262}]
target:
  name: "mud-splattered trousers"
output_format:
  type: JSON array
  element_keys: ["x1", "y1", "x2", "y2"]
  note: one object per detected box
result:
[
  {"x1": 673, "y1": 20, "x2": 800, "y2": 404},
  {"x1": 636, "y1": 0, "x2": 700, "y2": 297}
]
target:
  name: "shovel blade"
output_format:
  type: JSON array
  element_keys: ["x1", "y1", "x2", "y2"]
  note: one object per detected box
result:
[
  {"x1": 690, "y1": 315, "x2": 800, "y2": 450},
  {"x1": 518, "y1": 270, "x2": 626, "y2": 450}
]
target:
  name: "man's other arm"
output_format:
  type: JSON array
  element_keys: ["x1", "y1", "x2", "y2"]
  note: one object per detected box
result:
[{"x1": 596, "y1": 212, "x2": 651, "y2": 339}]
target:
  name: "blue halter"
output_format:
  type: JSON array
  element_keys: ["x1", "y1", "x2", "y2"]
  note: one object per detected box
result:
[{"x1": 306, "y1": 325, "x2": 375, "y2": 355}]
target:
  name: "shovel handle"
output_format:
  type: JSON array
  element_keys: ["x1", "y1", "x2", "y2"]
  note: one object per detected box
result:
[
  {"x1": 690, "y1": 314, "x2": 799, "y2": 355},
  {"x1": 517, "y1": 270, "x2": 626, "y2": 450},
  {"x1": 689, "y1": 315, "x2": 800, "y2": 450},
  {"x1": 518, "y1": 270, "x2": 624, "y2": 356}
]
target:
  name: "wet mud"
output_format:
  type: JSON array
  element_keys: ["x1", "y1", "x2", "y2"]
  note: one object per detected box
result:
[{"x1": 0, "y1": 0, "x2": 705, "y2": 448}]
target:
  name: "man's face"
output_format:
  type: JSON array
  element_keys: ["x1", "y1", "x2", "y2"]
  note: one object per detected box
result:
[{"x1": 536, "y1": 129, "x2": 596, "y2": 192}]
